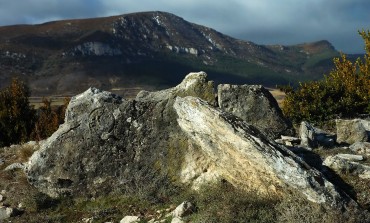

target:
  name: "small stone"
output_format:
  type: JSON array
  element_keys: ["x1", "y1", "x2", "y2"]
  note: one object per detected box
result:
[
  {"x1": 171, "y1": 217, "x2": 184, "y2": 223},
  {"x1": 281, "y1": 136, "x2": 301, "y2": 143},
  {"x1": 0, "y1": 207, "x2": 13, "y2": 220},
  {"x1": 349, "y1": 142, "x2": 370, "y2": 155},
  {"x1": 300, "y1": 121, "x2": 317, "y2": 148},
  {"x1": 120, "y1": 216, "x2": 140, "y2": 223},
  {"x1": 323, "y1": 155, "x2": 370, "y2": 178},
  {"x1": 82, "y1": 217, "x2": 93, "y2": 223},
  {"x1": 337, "y1": 154, "x2": 364, "y2": 161},
  {"x1": 5, "y1": 162, "x2": 25, "y2": 171},
  {"x1": 171, "y1": 201, "x2": 194, "y2": 218}
]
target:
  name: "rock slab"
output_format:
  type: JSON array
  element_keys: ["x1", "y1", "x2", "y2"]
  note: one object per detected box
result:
[
  {"x1": 217, "y1": 84, "x2": 293, "y2": 139},
  {"x1": 174, "y1": 96, "x2": 350, "y2": 207},
  {"x1": 336, "y1": 119, "x2": 369, "y2": 145}
]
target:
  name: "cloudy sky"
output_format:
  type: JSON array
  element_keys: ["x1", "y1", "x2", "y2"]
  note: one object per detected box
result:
[{"x1": 0, "y1": 0, "x2": 369, "y2": 53}]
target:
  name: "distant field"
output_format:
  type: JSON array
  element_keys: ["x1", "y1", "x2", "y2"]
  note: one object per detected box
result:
[
  {"x1": 29, "y1": 97, "x2": 70, "y2": 109},
  {"x1": 29, "y1": 87, "x2": 146, "y2": 109},
  {"x1": 267, "y1": 88, "x2": 286, "y2": 107},
  {"x1": 30, "y1": 87, "x2": 285, "y2": 108}
]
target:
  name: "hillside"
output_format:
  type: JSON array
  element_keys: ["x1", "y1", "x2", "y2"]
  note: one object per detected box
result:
[{"x1": 0, "y1": 11, "x2": 344, "y2": 96}]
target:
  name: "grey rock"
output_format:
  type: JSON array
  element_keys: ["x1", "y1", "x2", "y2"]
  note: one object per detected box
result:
[
  {"x1": 171, "y1": 201, "x2": 194, "y2": 218},
  {"x1": 5, "y1": 162, "x2": 26, "y2": 171},
  {"x1": 336, "y1": 119, "x2": 369, "y2": 145},
  {"x1": 174, "y1": 96, "x2": 353, "y2": 208},
  {"x1": 300, "y1": 121, "x2": 317, "y2": 148},
  {"x1": 336, "y1": 154, "x2": 364, "y2": 161},
  {"x1": 281, "y1": 136, "x2": 301, "y2": 143},
  {"x1": 24, "y1": 71, "x2": 354, "y2": 210},
  {"x1": 25, "y1": 72, "x2": 215, "y2": 198},
  {"x1": 323, "y1": 155, "x2": 370, "y2": 179},
  {"x1": 0, "y1": 195, "x2": 4, "y2": 202},
  {"x1": 300, "y1": 121, "x2": 335, "y2": 148},
  {"x1": 120, "y1": 216, "x2": 140, "y2": 223},
  {"x1": 171, "y1": 217, "x2": 184, "y2": 223},
  {"x1": 0, "y1": 206, "x2": 21, "y2": 220},
  {"x1": 349, "y1": 142, "x2": 370, "y2": 155},
  {"x1": 217, "y1": 84, "x2": 293, "y2": 139}
]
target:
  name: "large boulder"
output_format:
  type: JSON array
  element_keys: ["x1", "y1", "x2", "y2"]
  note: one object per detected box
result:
[
  {"x1": 336, "y1": 119, "x2": 370, "y2": 145},
  {"x1": 25, "y1": 71, "x2": 353, "y2": 210},
  {"x1": 174, "y1": 96, "x2": 352, "y2": 207},
  {"x1": 26, "y1": 72, "x2": 215, "y2": 198},
  {"x1": 217, "y1": 84, "x2": 293, "y2": 139}
]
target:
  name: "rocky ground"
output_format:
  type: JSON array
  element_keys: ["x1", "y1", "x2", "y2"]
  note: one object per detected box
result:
[{"x1": 1, "y1": 72, "x2": 370, "y2": 223}]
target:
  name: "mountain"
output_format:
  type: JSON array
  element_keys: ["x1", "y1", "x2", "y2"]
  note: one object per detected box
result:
[{"x1": 0, "y1": 11, "x2": 342, "y2": 96}]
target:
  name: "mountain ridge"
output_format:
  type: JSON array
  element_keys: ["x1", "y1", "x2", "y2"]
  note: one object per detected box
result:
[{"x1": 0, "y1": 11, "x2": 348, "y2": 96}]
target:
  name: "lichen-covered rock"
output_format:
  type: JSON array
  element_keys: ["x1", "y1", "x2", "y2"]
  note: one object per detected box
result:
[
  {"x1": 336, "y1": 119, "x2": 369, "y2": 145},
  {"x1": 174, "y1": 96, "x2": 352, "y2": 207},
  {"x1": 217, "y1": 84, "x2": 293, "y2": 139},
  {"x1": 300, "y1": 121, "x2": 335, "y2": 148},
  {"x1": 300, "y1": 121, "x2": 317, "y2": 148},
  {"x1": 26, "y1": 72, "x2": 215, "y2": 198},
  {"x1": 25, "y1": 71, "x2": 354, "y2": 210},
  {"x1": 323, "y1": 155, "x2": 370, "y2": 179},
  {"x1": 0, "y1": 207, "x2": 13, "y2": 220},
  {"x1": 349, "y1": 142, "x2": 370, "y2": 155}
]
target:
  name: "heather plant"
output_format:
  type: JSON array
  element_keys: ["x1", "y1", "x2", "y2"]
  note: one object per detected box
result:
[{"x1": 282, "y1": 30, "x2": 370, "y2": 124}]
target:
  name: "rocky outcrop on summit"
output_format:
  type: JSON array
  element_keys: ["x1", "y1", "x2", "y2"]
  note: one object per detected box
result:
[
  {"x1": 217, "y1": 84, "x2": 293, "y2": 139},
  {"x1": 25, "y1": 72, "x2": 353, "y2": 209}
]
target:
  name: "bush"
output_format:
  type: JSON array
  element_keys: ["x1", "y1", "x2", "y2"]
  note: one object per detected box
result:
[
  {"x1": 282, "y1": 30, "x2": 370, "y2": 124},
  {"x1": 0, "y1": 78, "x2": 70, "y2": 146},
  {"x1": 31, "y1": 97, "x2": 70, "y2": 141},
  {"x1": 0, "y1": 78, "x2": 35, "y2": 146}
]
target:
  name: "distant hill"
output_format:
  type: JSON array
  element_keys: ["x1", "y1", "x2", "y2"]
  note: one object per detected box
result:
[{"x1": 0, "y1": 11, "x2": 353, "y2": 96}]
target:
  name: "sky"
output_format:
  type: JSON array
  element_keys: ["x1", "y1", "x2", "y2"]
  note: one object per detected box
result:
[{"x1": 0, "y1": 0, "x2": 369, "y2": 53}]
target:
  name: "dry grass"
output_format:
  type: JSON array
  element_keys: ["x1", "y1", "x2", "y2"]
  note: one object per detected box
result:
[{"x1": 267, "y1": 87, "x2": 286, "y2": 107}]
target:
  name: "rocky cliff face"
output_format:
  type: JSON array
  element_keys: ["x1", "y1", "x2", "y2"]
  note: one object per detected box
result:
[{"x1": 25, "y1": 72, "x2": 353, "y2": 210}]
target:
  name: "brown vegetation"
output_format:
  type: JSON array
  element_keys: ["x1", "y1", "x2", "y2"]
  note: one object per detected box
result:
[
  {"x1": 282, "y1": 30, "x2": 370, "y2": 124},
  {"x1": 0, "y1": 78, "x2": 70, "y2": 146}
]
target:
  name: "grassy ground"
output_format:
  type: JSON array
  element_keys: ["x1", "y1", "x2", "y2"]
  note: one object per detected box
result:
[{"x1": 1, "y1": 142, "x2": 369, "y2": 222}]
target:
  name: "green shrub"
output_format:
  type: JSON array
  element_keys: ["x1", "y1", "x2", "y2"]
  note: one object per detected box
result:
[{"x1": 282, "y1": 30, "x2": 370, "y2": 124}]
